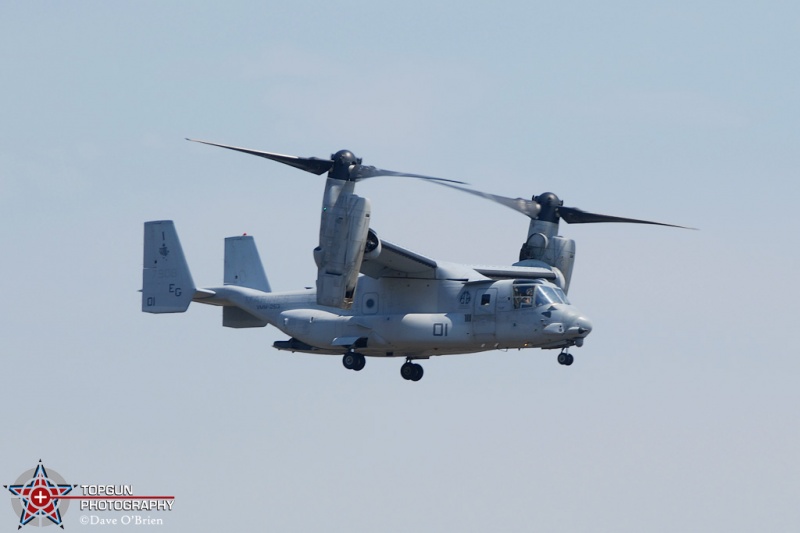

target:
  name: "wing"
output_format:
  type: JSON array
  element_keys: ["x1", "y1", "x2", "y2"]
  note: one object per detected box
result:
[
  {"x1": 472, "y1": 265, "x2": 556, "y2": 281},
  {"x1": 359, "y1": 239, "x2": 557, "y2": 282},
  {"x1": 360, "y1": 239, "x2": 438, "y2": 279}
]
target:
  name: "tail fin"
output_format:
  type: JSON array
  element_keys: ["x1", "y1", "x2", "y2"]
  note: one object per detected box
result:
[
  {"x1": 224, "y1": 235, "x2": 271, "y2": 291},
  {"x1": 142, "y1": 220, "x2": 196, "y2": 313},
  {"x1": 222, "y1": 235, "x2": 270, "y2": 328}
]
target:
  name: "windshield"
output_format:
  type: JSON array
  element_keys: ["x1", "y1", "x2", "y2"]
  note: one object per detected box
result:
[
  {"x1": 535, "y1": 286, "x2": 568, "y2": 307},
  {"x1": 514, "y1": 282, "x2": 570, "y2": 309}
]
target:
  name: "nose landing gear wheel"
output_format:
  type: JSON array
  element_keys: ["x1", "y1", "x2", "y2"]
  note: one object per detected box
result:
[
  {"x1": 401, "y1": 361, "x2": 424, "y2": 381},
  {"x1": 557, "y1": 352, "x2": 574, "y2": 366}
]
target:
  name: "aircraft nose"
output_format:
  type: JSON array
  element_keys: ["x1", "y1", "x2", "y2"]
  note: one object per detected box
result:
[
  {"x1": 576, "y1": 316, "x2": 592, "y2": 335},
  {"x1": 566, "y1": 315, "x2": 592, "y2": 337}
]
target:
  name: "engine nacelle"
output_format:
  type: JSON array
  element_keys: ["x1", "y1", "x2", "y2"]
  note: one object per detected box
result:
[
  {"x1": 363, "y1": 228, "x2": 382, "y2": 261},
  {"x1": 519, "y1": 227, "x2": 576, "y2": 293},
  {"x1": 315, "y1": 191, "x2": 371, "y2": 309}
]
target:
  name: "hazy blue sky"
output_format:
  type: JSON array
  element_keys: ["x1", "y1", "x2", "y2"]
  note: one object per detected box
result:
[{"x1": 2, "y1": 2, "x2": 799, "y2": 531}]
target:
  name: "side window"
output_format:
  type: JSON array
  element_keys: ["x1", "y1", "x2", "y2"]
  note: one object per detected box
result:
[
  {"x1": 481, "y1": 293, "x2": 491, "y2": 306},
  {"x1": 513, "y1": 284, "x2": 534, "y2": 309}
]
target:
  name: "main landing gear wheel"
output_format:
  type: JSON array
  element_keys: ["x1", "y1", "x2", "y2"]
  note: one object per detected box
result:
[
  {"x1": 401, "y1": 361, "x2": 424, "y2": 381},
  {"x1": 557, "y1": 352, "x2": 574, "y2": 366},
  {"x1": 342, "y1": 352, "x2": 366, "y2": 371}
]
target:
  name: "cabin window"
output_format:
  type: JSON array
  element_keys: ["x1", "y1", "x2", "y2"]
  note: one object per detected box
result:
[{"x1": 480, "y1": 294, "x2": 491, "y2": 306}]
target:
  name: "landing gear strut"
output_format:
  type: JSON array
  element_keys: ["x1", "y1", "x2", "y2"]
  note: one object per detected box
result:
[
  {"x1": 557, "y1": 351, "x2": 574, "y2": 366},
  {"x1": 400, "y1": 360, "x2": 424, "y2": 381},
  {"x1": 342, "y1": 352, "x2": 366, "y2": 371}
]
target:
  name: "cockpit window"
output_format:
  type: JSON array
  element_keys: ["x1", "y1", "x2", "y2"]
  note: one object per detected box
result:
[
  {"x1": 513, "y1": 281, "x2": 570, "y2": 309},
  {"x1": 554, "y1": 287, "x2": 570, "y2": 304},
  {"x1": 536, "y1": 286, "x2": 570, "y2": 306},
  {"x1": 513, "y1": 284, "x2": 536, "y2": 309},
  {"x1": 535, "y1": 286, "x2": 557, "y2": 307}
]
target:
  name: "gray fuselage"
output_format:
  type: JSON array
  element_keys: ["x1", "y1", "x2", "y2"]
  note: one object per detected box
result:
[{"x1": 197, "y1": 273, "x2": 592, "y2": 359}]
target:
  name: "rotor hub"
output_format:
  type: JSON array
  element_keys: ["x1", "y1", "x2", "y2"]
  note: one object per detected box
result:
[
  {"x1": 331, "y1": 150, "x2": 358, "y2": 165},
  {"x1": 533, "y1": 192, "x2": 563, "y2": 223},
  {"x1": 329, "y1": 150, "x2": 361, "y2": 180}
]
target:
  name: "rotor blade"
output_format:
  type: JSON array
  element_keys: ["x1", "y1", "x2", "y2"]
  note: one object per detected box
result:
[
  {"x1": 351, "y1": 165, "x2": 467, "y2": 184},
  {"x1": 429, "y1": 181, "x2": 542, "y2": 218},
  {"x1": 186, "y1": 138, "x2": 334, "y2": 175},
  {"x1": 558, "y1": 206, "x2": 696, "y2": 229}
]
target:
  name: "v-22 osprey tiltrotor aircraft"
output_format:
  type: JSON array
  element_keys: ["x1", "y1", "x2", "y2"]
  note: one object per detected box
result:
[{"x1": 142, "y1": 139, "x2": 690, "y2": 381}]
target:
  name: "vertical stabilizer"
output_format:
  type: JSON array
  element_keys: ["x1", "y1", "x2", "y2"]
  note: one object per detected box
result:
[
  {"x1": 142, "y1": 220, "x2": 196, "y2": 313},
  {"x1": 224, "y1": 235, "x2": 271, "y2": 292}
]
